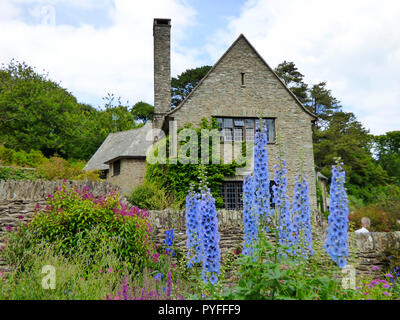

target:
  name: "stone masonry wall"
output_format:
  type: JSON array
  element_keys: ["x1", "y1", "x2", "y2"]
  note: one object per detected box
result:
[
  {"x1": 106, "y1": 158, "x2": 147, "y2": 196},
  {"x1": 169, "y1": 35, "x2": 317, "y2": 209}
]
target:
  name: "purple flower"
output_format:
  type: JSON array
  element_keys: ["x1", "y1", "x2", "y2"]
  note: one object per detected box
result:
[
  {"x1": 371, "y1": 266, "x2": 380, "y2": 271},
  {"x1": 324, "y1": 162, "x2": 349, "y2": 268}
]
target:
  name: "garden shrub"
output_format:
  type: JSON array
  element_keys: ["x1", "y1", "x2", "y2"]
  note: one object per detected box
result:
[
  {"x1": 348, "y1": 204, "x2": 399, "y2": 232},
  {"x1": 2, "y1": 185, "x2": 156, "y2": 272},
  {"x1": 0, "y1": 166, "x2": 39, "y2": 180},
  {"x1": 0, "y1": 146, "x2": 46, "y2": 167},
  {"x1": 129, "y1": 181, "x2": 170, "y2": 210},
  {"x1": 37, "y1": 156, "x2": 100, "y2": 181}
]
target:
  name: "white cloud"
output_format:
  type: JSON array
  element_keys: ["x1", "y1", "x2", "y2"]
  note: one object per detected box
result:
[
  {"x1": 0, "y1": 0, "x2": 199, "y2": 107},
  {"x1": 205, "y1": 0, "x2": 400, "y2": 135}
]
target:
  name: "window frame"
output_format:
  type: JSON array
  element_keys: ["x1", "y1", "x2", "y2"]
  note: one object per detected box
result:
[
  {"x1": 113, "y1": 160, "x2": 121, "y2": 176},
  {"x1": 216, "y1": 116, "x2": 276, "y2": 143}
]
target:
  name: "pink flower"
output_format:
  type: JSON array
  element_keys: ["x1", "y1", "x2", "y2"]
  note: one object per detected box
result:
[
  {"x1": 99, "y1": 270, "x2": 103, "y2": 273},
  {"x1": 0, "y1": 271, "x2": 4, "y2": 278},
  {"x1": 363, "y1": 292, "x2": 369, "y2": 295},
  {"x1": 5, "y1": 225, "x2": 12, "y2": 231},
  {"x1": 108, "y1": 268, "x2": 113, "y2": 273},
  {"x1": 383, "y1": 291, "x2": 390, "y2": 296},
  {"x1": 17, "y1": 215, "x2": 24, "y2": 220},
  {"x1": 382, "y1": 284, "x2": 390, "y2": 289},
  {"x1": 385, "y1": 273, "x2": 393, "y2": 279},
  {"x1": 371, "y1": 266, "x2": 380, "y2": 271}
]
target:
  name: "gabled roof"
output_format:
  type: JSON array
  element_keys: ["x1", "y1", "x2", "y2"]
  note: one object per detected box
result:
[
  {"x1": 167, "y1": 34, "x2": 317, "y2": 119},
  {"x1": 83, "y1": 122, "x2": 152, "y2": 171}
]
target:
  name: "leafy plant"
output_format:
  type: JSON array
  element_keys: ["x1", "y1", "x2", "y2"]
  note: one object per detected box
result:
[
  {"x1": 128, "y1": 181, "x2": 170, "y2": 210},
  {"x1": 2, "y1": 185, "x2": 156, "y2": 272}
]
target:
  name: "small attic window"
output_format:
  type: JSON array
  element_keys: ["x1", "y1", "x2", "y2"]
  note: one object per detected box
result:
[{"x1": 241, "y1": 73, "x2": 245, "y2": 86}]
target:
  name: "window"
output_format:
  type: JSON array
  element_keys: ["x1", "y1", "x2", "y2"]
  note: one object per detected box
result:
[
  {"x1": 220, "y1": 180, "x2": 276, "y2": 210},
  {"x1": 216, "y1": 117, "x2": 275, "y2": 143},
  {"x1": 220, "y1": 181, "x2": 243, "y2": 210},
  {"x1": 241, "y1": 73, "x2": 245, "y2": 86},
  {"x1": 113, "y1": 160, "x2": 121, "y2": 176}
]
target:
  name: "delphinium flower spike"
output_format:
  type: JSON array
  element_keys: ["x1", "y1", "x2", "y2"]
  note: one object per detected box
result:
[
  {"x1": 197, "y1": 167, "x2": 221, "y2": 285},
  {"x1": 272, "y1": 157, "x2": 294, "y2": 253},
  {"x1": 185, "y1": 183, "x2": 202, "y2": 268},
  {"x1": 291, "y1": 174, "x2": 313, "y2": 258},
  {"x1": 242, "y1": 174, "x2": 259, "y2": 257},
  {"x1": 324, "y1": 161, "x2": 349, "y2": 268},
  {"x1": 253, "y1": 119, "x2": 272, "y2": 231}
]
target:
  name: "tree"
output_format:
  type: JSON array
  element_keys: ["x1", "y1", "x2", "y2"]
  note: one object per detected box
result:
[
  {"x1": 131, "y1": 101, "x2": 154, "y2": 123},
  {"x1": 374, "y1": 131, "x2": 400, "y2": 185},
  {"x1": 313, "y1": 111, "x2": 390, "y2": 201},
  {"x1": 308, "y1": 81, "x2": 341, "y2": 124},
  {"x1": 171, "y1": 65, "x2": 212, "y2": 108},
  {"x1": 274, "y1": 61, "x2": 309, "y2": 104},
  {"x1": 0, "y1": 60, "x2": 88, "y2": 158}
]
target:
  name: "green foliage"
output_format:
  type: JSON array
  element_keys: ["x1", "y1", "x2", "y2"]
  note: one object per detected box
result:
[
  {"x1": 374, "y1": 131, "x2": 400, "y2": 186},
  {"x1": 0, "y1": 166, "x2": 39, "y2": 180},
  {"x1": 171, "y1": 66, "x2": 212, "y2": 108},
  {"x1": 2, "y1": 185, "x2": 155, "y2": 272},
  {"x1": 0, "y1": 230, "x2": 125, "y2": 300},
  {"x1": 313, "y1": 111, "x2": 390, "y2": 201},
  {"x1": 37, "y1": 156, "x2": 100, "y2": 181},
  {"x1": 0, "y1": 60, "x2": 142, "y2": 161},
  {"x1": 131, "y1": 101, "x2": 154, "y2": 123},
  {"x1": 219, "y1": 232, "x2": 356, "y2": 300},
  {"x1": 145, "y1": 118, "x2": 242, "y2": 208},
  {"x1": 0, "y1": 144, "x2": 46, "y2": 168},
  {"x1": 274, "y1": 61, "x2": 309, "y2": 104},
  {"x1": 129, "y1": 181, "x2": 170, "y2": 210}
]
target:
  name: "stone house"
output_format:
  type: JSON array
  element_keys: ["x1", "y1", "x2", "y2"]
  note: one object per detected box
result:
[{"x1": 84, "y1": 18, "x2": 318, "y2": 210}]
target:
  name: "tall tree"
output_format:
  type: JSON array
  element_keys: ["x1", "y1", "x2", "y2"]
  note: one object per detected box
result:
[
  {"x1": 313, "y1": 111, "x2": 389, "y2": 200},
  {"x1": 131, "y1": 101, "x2": 154, "y2": 123},
  {"x1": 171, "y1": 65, "x2": 212, "y2": 108},
  {"x1": 274, "y1": 61, "x2": 309, "y2": 104},
  {"x1": 308, "y1": 81, "x2": 341, "y2": 124},
  {"x1": 374, "y1": 131, "x2": 400, "y2": 185}
]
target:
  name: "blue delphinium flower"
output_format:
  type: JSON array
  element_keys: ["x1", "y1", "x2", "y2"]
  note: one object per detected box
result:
[
  {"x1": 291, "y1": 175, "x2": 313, "y2": 258},
  {"x1": 242, "y1": 174, "x2": 259, "y2": 257},
  {"x1": 272, "y1": 158, "x2": 294, "y2": 252},
  {"x1": 253, "y1": 119, "x2": 272, "y2": 230},
  {"x1": 164, "y1": 229, "x2": 175, "y2": 256},
  {"x1": 324, "y1": 162, "x2": 349, "y2": 268},
  {"x1": 197, "y1": 183, "x2": 221, "y2": 285},
  {"x1": 185, "y1": 184, "x2": 202, "y2": 268}
]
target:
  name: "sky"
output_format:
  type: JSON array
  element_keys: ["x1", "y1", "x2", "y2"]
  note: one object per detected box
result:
[{"x1": 0, "y1": 0, "x2": 399, "y2": 135}]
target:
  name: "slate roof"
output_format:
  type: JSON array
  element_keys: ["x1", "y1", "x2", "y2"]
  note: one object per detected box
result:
[{"x1": 83, "y1": 122, "x2": 152, "y2": 171}]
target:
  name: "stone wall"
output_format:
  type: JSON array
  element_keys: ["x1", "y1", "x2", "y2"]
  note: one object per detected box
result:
[{"x1": 106, "y1": 158, "x2": 147, "y2": 195}]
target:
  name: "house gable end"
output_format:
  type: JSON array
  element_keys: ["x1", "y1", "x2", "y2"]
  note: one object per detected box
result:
[{"x1": 167, "y1": 34, "x2": 316, "y2": 122}]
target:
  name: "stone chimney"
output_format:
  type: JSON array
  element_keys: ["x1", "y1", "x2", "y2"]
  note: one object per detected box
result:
[{"x1": 153, "y1": 18, "x2": 171, "y2": 132}]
